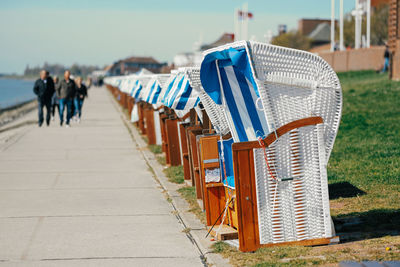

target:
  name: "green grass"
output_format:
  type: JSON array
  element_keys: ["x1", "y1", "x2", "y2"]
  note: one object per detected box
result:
[
  {"x1": 164, "y1": 165, "x2": 185, "y2": 184},
  {"x1": 212, "y1": 71, "x2": 400, "y2": 266},
  {"x1": 330, "y1": 70, "x2": 400, "y2": 188},
  {"x1": 148, "y1": 145, "x2": 162, "y2": 154},
  {"x1": 177, "y1": 186, "x2": 207, "y2": 224},
  {"x1": 328, "y1": 71, "x2": 400, "y2": 220},
  {"x1": 156, "y1": 155, "x2": 166, "y2": 166}
]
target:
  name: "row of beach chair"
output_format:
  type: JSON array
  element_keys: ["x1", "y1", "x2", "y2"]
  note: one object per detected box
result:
[{"x1": 104, "y1": 40, "x2": 342, "y2": 252}]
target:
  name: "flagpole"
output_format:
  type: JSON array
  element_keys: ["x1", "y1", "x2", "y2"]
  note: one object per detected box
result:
[
  {"x1": 242, "y1": 2, "x2": 248, "y2": 40},
  {"x1": 366, "y1": 0, "x2": 371, "y2": 48},
  {"x1": 340, "y1": 0, "x2": 345, "y2": 50},
  {"x1": 354, "y1": 0, "x2": 361, "y2": 49},
  {"x1": 331, "y1": 0, "x2": 335, "y2": 52},
  {"x1": 234, "y1": 8, "x2": 239, "y2": 41}
]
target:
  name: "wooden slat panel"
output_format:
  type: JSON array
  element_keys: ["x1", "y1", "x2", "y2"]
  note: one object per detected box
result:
[
  {"x1": 186, "y1": 127, "x2": 203, "y2": 198},
  {"x1": 144, "y1": 107, "x2": 156, "y2": 145},
  {"x1": 138, "y1": 103, "x2": 146, "y2": 135},
  {"x1": 203, "y1": 162, "x2": 220, "y2": 169},
  {"x1": 233, "y1": 149, "x2": 260, "y2": 252},
  {"x1": 160, "y1": 113, "x2": 170, "y2": 164},
  {"x1": 165, "y1": 119, "x2": 181, "y2": 166},
  {"x1": 179, "y1": 123, "x2": 191, "y2": 181},
  {"x1": 205, "y1": 182, "x2": 224, "y2": 188},
  {"x1": 127, "y1": 96, "x2": 134, "y2": 115}
]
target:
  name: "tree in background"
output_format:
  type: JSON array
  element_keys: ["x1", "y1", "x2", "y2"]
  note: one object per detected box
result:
[
  {"x1": 271, "y1": 31, "x2": 311, "y2": 51},
  {"x1": 339, "y1": 3, "x2": 388, "y2": 48},
  {"x1": 24, "y1": 63, "x2": 100, "y2": 78},
  {"x1": 371, "y1": 4, "x2": 389, "y2": 46}
]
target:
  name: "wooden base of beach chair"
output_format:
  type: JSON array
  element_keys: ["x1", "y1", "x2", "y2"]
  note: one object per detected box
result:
[
  {"x1": 121, "y1": 93, "x2": 128, "y2": 109},
  {"x1": 186, "y1": 126, "x2": 203, "y2": 197},
  {"x1": 144, "y1": 106, "x2": 156, "y2": 145},
  {"x1": 127, "y1": 96, "x2": 134, "y2": 116},
  {"x1": 138, "y1": 103, "x2": 146, "y2": 135},
  {"x1": 165, "y1": 118, "x2": 181, "y2": 166},
  {"x1": 159, "y1": 113, "x2": 168, "y2": 155},
  {"x1": 113, "y1": 87, "x2": 119, "y2": 98},
  {"x1": 208, "y1": 225, "x2": 238, "y2": 241},
  {"x1": 179, "y1": 122, "x2": 191, "y2": 181}
]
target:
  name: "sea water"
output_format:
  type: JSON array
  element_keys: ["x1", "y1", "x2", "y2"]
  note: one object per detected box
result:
[{"x1": 0, "y1": 79, "x2": 35, "y2": 109}]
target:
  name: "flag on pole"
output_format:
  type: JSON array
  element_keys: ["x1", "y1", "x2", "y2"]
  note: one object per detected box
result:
[{"x1": 238, "y1": 10, "x2": 253, "y2": 19}]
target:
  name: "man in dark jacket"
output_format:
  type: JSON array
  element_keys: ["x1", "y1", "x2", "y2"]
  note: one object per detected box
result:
[
  {"x1": 33, "y1": 70, "x2": 55, "y2": 127},
  {"x1": 56, "y1": 70, "x2": 76, "y2": 127}
]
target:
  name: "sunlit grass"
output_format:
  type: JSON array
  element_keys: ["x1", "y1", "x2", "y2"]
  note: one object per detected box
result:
[{"x1": 164, "y1": 165, "x2": 185, "y2": 184}]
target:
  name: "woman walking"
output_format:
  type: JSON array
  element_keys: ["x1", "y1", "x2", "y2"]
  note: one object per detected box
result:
[
  {"x1": 73, "y1": 77, "x2": 87, "y2": 123},
  {"x1": 51, "y1": 76, "x2": 60, "y2": 121}
]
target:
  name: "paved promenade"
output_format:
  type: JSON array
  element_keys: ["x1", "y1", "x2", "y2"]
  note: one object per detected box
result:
[{"x1": 0, "y1": 87, "x2": 205, "y2": 266}]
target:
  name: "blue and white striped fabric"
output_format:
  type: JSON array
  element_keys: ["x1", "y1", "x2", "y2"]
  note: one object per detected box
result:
[
  {"x1": 164, "y1": 74, "x2": 200, "y2": 111},
  {"x1": 136, "y1": 76, "x2": 155, "y2": 102},
  {"x1": 147, "y1": 80, "x2": 162, "y2": 104},
  {"x1": 200, "y1": 46, "x2": 270, "y2": 142},
  {"x1": 130, "y1": 79, "x2": 143, "y2": 100},
  {"x1": 140, "y1": 78, "x2": 156, "y2": 103},
  {"x1": 161, "y1": 74, "x2": 179, "y2": 106}
]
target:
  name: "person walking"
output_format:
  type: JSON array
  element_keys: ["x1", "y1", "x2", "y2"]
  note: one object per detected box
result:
[
  {"x1": 56, "y1": 70, "x2": 76, "y2": 127},
  {"x1": 382, "y1": 45, "x2": 390, "y2": 73},
  {"x1": 33, "y1": 70, "x2": 55, "y2": 127},
  {"x1": 73, "y1": 77, "x2": 87, "y2": 123},
  {"x1": 51, "y1": 76, "x2": 60, "y2": 121}
]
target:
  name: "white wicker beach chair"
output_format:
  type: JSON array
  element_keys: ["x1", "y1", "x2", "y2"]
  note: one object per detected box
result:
[
  {"x1": 200, "y1": 41, "x2": 342, "y2": 249},
  {"x1": 186, "y1": 67, "x2": 230, "y2": 135}
]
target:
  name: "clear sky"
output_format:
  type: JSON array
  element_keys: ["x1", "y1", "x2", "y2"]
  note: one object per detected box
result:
[{"x1": 0, "y1": 0, "x2": 356, "y2": 74}]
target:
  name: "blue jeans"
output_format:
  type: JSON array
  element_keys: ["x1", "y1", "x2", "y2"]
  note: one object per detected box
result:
[
  {"x1": 382, "y1": 57, "x2": 389, "y2": 72},
  {"x1": 38, "y1": 98, "x2": 51, "y2": 126},
  {"x1": 74, "y1": 97, "x2": 84, "y2": 118},
  {"x1": 59, "y1": 98, "x2": 73, "y2": 124}
]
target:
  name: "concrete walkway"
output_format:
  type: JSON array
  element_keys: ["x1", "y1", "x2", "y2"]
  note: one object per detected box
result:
[{"x1": 0, "y1": 87, "x2": 205, "y2": 266}]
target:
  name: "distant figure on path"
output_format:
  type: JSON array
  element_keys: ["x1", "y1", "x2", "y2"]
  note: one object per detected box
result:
[
  {"x1": 382, "y1": 45, "x2": 390, "y2": 73},
  {"x1": 56, "y1": 70, "x2": 76, "y2": 127},
  {"x1": 86, "y1": 77, "x2": 92, "y2": 88},
  {"x1": 33, "y1": 70, "x2": 55, "y2": 127},
  {"x1": 51, "y1": 76, "x2": 60, "y2": 121},
  {"x1": 73, "y1": 77, "x2": 87, "y2": 123}
]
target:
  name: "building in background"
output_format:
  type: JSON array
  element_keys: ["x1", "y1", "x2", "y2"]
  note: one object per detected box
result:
[
  {"x1": 278, "y1": 24, "x2": 287, "y2": 35},
  {"x1": 107, "y1": 56, "x2": 167, "y2": 75},
  {"x1": 298, "y1": 19, "x2": 333, "y2": 36},
  {"x1": 299, "y1": 19, "x2": 337, "y2": 48}
]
